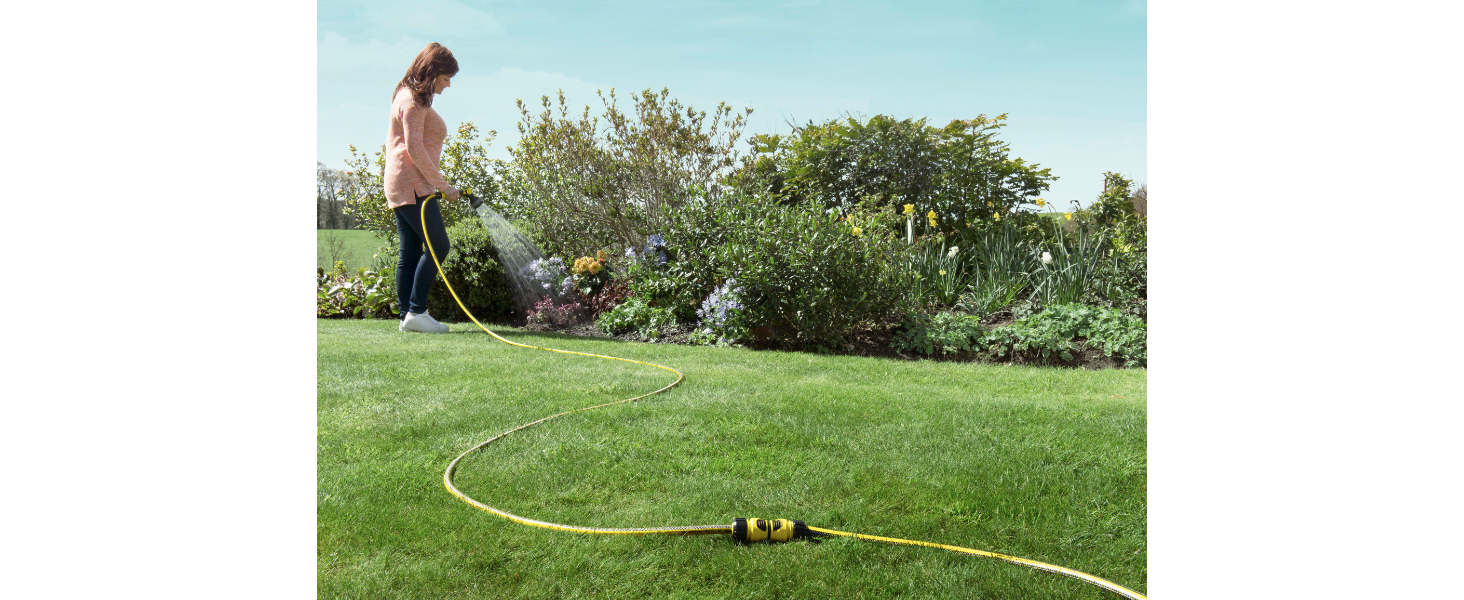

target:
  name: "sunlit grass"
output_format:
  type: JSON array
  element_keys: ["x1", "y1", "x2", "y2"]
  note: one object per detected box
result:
[{"x1": 318, "y1": 320, "x2": 1145, "y2": 598}]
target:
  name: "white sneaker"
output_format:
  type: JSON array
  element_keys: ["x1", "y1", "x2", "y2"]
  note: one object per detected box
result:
[{"x1": 400, "y1": 311, "x2": 449, "y2": 333}]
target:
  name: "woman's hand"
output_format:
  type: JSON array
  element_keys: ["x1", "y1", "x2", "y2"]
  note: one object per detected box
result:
[{"x1": 442, "y1": 185, "x2": 461, "y2": 202}]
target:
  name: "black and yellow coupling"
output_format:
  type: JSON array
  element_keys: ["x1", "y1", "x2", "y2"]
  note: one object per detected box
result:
[{"x1": 732, "y1": 518, "x2": 812, "y2": 543}]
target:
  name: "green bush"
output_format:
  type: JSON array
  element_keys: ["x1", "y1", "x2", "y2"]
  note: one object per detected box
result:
[
  {"x1": 890, "y1": 311, "x2": 988, "y2": 356},
  {"x1": 423, "y1": 219, "x2": 517, "y2": 323},
  {"x1": 709, "y1": 199, "x2": 911, "y2": 352},
  {"x1": 985, "y1": 303, "x2": 1146, "y2": 368},
  {"x1": 595, "y1": 296, "x2": 677, "y2": 340}
]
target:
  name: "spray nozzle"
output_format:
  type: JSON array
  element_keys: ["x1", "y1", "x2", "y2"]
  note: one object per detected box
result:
[{"x1": 426, "y1": 190, "x2": 484, "y2": 210}]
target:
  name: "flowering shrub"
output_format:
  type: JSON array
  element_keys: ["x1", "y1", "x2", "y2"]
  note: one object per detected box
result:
[
  {"x1": 694, "y1": 279, "x2": 750, "y2": 344},
  {"x1": 520, "y1": 257, "x2": 576, "y2": 303},
  {"x1": 570, "y1": 251, "x2": 612, "y2": 296},
  {"x1": 618, "y1": 234, "x2": 705, "y2": 322},
  {"x1": 526, "y1": 295, "x2": 586, "y2": 326},
  {"x1": 642, "y1": 234, "x2": 671, "y2": 266}
]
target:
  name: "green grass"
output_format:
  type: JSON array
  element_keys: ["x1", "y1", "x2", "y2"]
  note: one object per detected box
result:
[
  {"x1": 318, "y1": 320, "x2": 1146, "y2": 598},
  {"x1": 318, "y1": 229, "x2": 388, "y2": 273}
]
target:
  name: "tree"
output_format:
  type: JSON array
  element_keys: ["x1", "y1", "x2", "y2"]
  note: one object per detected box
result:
[
  {"x1": 503, "y1": 87, "x2": 752, "y2": 259},
  {"x1": 342, "y1": 122, "x2": 505, "y2": 243},
  {"x1": 317, "y1": 162, "x2": 359, "y2": 230}
]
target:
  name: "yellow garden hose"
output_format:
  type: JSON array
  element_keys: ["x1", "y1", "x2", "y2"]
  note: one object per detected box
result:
[{"x1": 417, "y1": 194, "x2": 1146, "y2": 600}]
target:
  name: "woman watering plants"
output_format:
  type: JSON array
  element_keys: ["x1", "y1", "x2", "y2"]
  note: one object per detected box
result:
[{"x1": 385, "y1": 42, "x2": 460, "y2": 333}]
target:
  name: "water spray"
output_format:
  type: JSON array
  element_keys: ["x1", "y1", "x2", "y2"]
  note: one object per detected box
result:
[{"x1": 424, "y1": 193, "x2": 1145, "y2": 599}]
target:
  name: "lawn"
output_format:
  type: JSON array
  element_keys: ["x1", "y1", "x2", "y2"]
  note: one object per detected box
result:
[
  {"x1": 317, "y1": 229, "x2": 387, "y2": 274},
  {"x1": 318, "y1": 319, "x2": 1146, "y2": 598}
]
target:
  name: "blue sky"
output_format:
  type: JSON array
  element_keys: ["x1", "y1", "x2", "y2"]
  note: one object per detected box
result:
[{"x1": 318, "y1": 0, "x2": 1146, "y2": 209}]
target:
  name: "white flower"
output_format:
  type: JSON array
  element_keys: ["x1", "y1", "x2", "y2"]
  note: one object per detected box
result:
[
  {"x1": 947, "y1": 246, "x2": 959, "y2": 259},
  {"x1": 1041, "y1": 251, "x2": 1053, "y2": 265}
]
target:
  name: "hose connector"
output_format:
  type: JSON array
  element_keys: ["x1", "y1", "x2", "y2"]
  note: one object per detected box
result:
[{"x1": 732, "y1": 518, "x2": 808, "y2": 542}]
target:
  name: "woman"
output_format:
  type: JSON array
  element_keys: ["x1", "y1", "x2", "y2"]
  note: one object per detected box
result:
[{"x1": 385, "y1": 43, "x2": 460, "y2": 333}]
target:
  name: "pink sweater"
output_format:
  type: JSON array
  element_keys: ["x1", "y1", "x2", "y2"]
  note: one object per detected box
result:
[{"x1": 384, "y1": 87, "x2": 450, "y2": 209}]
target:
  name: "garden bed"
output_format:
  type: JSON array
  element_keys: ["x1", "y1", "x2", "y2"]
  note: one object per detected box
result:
[{"x1": 510, "y1": 312, "x2": 1131, "y2": 370}]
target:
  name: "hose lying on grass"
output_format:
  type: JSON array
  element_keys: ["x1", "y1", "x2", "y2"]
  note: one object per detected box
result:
[{"x1": 421, "y1": 193, "x2": 1146, "y2": 600}]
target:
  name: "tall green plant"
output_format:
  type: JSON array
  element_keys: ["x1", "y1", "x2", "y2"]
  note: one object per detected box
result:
[
  {"x1": 952, "y1": 217, "x2": 1038, "y2": 319},
  {"x1": 1033, "y1": 220, "x2": 1107, "y2": 306},
  {"x1": 904, "y1": 238, "x2": 970, "y2": 310},
  {"x1": 505, "y1": 88, "x2": 752, "y2": 260}
]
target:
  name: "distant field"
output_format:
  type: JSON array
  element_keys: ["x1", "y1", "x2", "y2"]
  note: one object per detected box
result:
[{"x1": 317, "y1": 229, "x2": 388, "y2": 274}]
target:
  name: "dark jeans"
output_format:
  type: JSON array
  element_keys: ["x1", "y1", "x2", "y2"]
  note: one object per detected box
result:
[{"x1": 394, "y1": 195, "x2": 450, "y2": 318}]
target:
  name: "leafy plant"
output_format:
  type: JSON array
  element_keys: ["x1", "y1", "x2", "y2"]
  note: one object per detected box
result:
[
  {"x1": 584, "y1": 277, "x2": 632, "y2": 320},
  {"x1": 316, "y1": 262, "x2": 397, "y2": 319},
  {"x1": 525, "y1": 295, "x2": 586, "y2": 326},
  {"x1": 595, "y1": 295, "x2": 677, "y2": 340},
  {"x1": 903, "y1": 238, "x2": 971, "y2": 309},
  {"x1": 984, "y1": 303, "x2": 1147, "y2": 368},
  {"x1": 733, "y1": 113, "x2": 1056, "y2": 235},
  {"x1": 890, "y1": 311, "x2": 989, "y2": 356},
  {"x1": 617, "y1": 234, "x2": 706, "y2": 323}
]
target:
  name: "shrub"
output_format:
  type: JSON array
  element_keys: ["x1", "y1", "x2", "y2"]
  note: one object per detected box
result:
[
  {"x1": 317, "y1": 262, "x2": 396, "y2": 319},
  {"x1": 710, "y1": 199, "x2": 911, "y2": 352},
  {"x1": 595, "y1": 296, "x2": 677, "y2": 340},
  {"x1": 984, "y1": 303, "x2": 1146, "y2": 368},
  {"x1": 890, "y1": 311, "x2": 988, "y2": 356},
  {"x1": 423, "y1": 219, "x2": 517, "y2": 323}
]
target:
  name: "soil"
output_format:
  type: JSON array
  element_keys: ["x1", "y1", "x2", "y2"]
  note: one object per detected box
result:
[{"x1": 485, "y1": 311, "x2": 1130, "y2": 370}]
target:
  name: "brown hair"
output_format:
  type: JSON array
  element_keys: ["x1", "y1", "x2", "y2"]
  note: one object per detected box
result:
[{"x1": 394, "y1": 43, "x2": 459, "y2": 107}]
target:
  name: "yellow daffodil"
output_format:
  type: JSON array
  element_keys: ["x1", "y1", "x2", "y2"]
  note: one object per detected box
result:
[
  {"x1": 903, "y1": 204, "x2": 914, "y2": 215},
  {"x1": 927, "y1": 210, "x2": 938, "y2": 228},
  {"x1": 939, "y1": 270, "x2": 947, "y2": 276},
  {"x1": 993, "y1": 212, "x2": 1001, "y2": 222},
  {"x1": 1064, "y1": 212, "x2": 1074, "y2": 221},
  {"x1": 1035, "y1": 198, "x2": 1046, "y2": 207}
]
